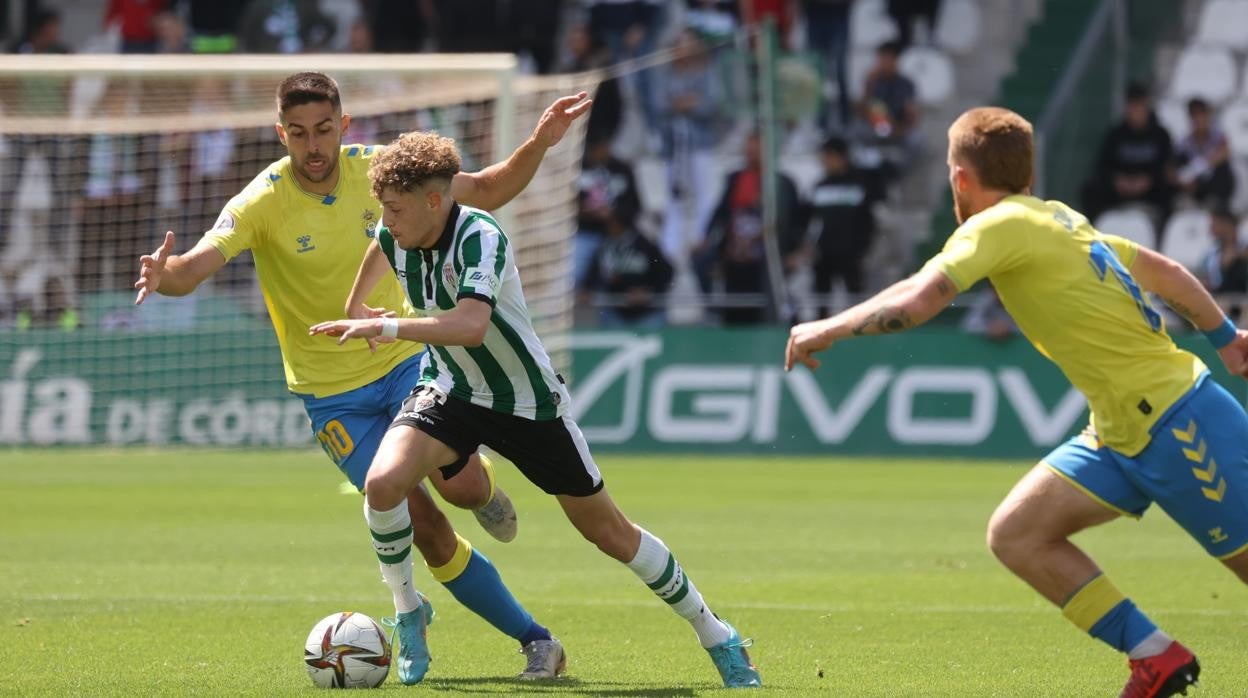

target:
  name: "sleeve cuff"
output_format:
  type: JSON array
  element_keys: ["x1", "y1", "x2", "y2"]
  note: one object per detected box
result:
[
  {"x1": 203, "y1": 234, "x2": 235, "y2": 261},
  {"x1": 457, "y1": 291, "x2": 496, "y2": 308}
]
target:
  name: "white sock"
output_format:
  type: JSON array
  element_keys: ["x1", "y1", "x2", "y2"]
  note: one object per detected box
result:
[
  {"x1": 626, "y1": 528, "x2": 731, "y2": 648},
  {"x1": 363, "y1": 500, "x2": 424, "y2": 614},
  {"x1": 1127, "y1": 629, "x2": 1173, "y2": 660}
]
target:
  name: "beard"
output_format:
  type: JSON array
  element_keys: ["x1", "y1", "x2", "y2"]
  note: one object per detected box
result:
[{"x1": 952, "y1": 190, "x2": 970, "y2": 224}]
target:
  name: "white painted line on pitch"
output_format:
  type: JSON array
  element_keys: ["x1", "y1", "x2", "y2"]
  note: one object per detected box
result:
[{"x1": 7, "y1": 593, "x2": 1246, "y2": 618}]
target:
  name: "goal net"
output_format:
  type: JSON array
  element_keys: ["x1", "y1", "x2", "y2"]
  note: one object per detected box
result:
[{"x1": 0, "y1": 54, "x2": 590, "y2": 447}]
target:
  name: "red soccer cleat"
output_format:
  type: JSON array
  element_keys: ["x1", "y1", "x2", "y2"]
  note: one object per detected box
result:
[{"x1": 1120, "y1": 641, "x2": 1201, "y2": 698}]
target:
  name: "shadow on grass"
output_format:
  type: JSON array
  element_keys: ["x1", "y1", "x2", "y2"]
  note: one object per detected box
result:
[{"x1": 421, "y1": 675, "x2": 700, "y2": 696}]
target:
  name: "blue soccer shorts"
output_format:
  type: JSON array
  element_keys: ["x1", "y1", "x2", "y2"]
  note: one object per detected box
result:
[
  {"x1": 298, "y1": 352, "x2": 425, "y2": 491},
  {"x1": 1044, "y1": 374, "x2": 1248, "y2": 560}
]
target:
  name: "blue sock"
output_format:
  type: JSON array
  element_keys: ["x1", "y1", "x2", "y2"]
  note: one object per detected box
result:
[
  {"x1": 432, "y1": 537, "x2": 540, "y2": 645},
  {"x1": 518, "y1": 620, "x2": 552, "y2": 646},
  {"x1": 1088, "y1": 599, "x2": 1158, "y2": 653}
]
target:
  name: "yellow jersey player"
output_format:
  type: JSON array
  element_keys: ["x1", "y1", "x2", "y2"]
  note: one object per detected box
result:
[
  {"x1": 786, "y1": 107, "x2": 1248, "y2": 698},
  {"x1": 133, "y1": 72, "x2": 590, "y2": 683}
]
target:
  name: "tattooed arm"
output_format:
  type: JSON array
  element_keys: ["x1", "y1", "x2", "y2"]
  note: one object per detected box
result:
[
  {"x1": 785, "y1": 267, "x2": 960, "y2": 371},
  {"x1": 1128, "y1": 246, "x2": 1225, "y2": 331},
  {"x1": 1129, "y1": 245, "x2": 1248, "y2": 377}
]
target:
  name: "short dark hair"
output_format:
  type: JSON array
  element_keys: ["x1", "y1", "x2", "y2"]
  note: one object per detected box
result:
[
  {"x1": 1187, "y1": 97, "x2": 1210, "y2": 115},
  {"x1": 877, "y1": 40, "x2": 902, "y2": 57},
  {"x1": 275, "y1": 72, "x2": 341, "y2": 116},
  {"x1": 821, "y1": 136, "x2": 849, "y2": 155},
  {"x1": 948, "y1": 107, "x2": 1034, "y2": 194},
  {"x1": 29, "y1": 8, "x2": 59, "y2": 34},
  {"x1": 1125, "y1": 81, "x2": 1150, "y2": 103}
]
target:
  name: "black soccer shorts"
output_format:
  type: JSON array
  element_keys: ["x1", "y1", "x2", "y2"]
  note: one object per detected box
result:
[{"x1": 390, "y1": 385, "x2": 605, "y2": 497}]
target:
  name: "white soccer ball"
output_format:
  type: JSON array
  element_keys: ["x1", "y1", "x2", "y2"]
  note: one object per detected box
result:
[{"x1": 304, "y1": 611, "x2": 391, "y2": 688}]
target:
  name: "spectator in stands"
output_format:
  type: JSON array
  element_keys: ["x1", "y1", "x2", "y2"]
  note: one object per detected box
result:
[
  {"x1": 105, "y1": 0, "x2": 170, "y2": 53},
  {"x1": 558, "y1": 23, "x2": 623, "y2": 145},
  {"x1": 1174, "y1": 97, "x2": 1235, "y2": 210},
  {"x1": 803, "y1": 0, "x2": 852, "y2": 130},
  {"x1": 346, "y1": 18, "x2": 373, "y2": 53},
  {"x1": 576, "y1": 134, "x2": 643, "y2": 289},
  {"x1": 8, "y1": 7, "x2": 68, "y2": 53},
  {"x1": 657, "y1": 29, "x2": 726, "y2": 266},
  {"x1": 684, "y1": 0, "x2": 738, "y2": 44},
  {"x1": 238, "y1": 0, "x2": 336, "y2": 53},
  {"x1": 858, "y1": 41, "x2": 921, "y2": 180},
  {"x1": 365, "y1": 0, "x2": 434, "y2": 53},
  {"x1": 1200, "y1": 208, "x2": 1247, "y2": 295},
  {"x1": 1081, "y1": 82, "x2": 1174, "y2": 223},
  {"x1": 807, "y1": 136, "x2": 883, "y2": 316},
  {"x1": 701, "y1": 131, "x2": 805, "y2": 325},
  {"x1": 77, "y1": 80, "x2": 156, "y2": 296},
  {"x1": 741, "y1": 0, "x2": 794, "y2": 49},
  {"x1": 434, "y1": 1, "x2": 502, "y2": 55},
  {"x1": 502, "y1": 0, "x2": 565, "y2": 73},
  {"x1": 584, "y1": 0, "x2": 665, "y2": 127},
  {"x1": 0, "y1": 9, "x2": 78, "y2": 253},
  {"x1": 683, "y1": 0, "x2": 746, "y2": 122},
  {"x1": 583, "y1": 208, "x2": 673, "y2": 329},
  {"x1": 152, "y1": 10, "x2": 190, "y2": 53},
  {"x1": 886, "y1": 0, "x2": 941, "y2": 51},
  {"x1": 184, "y1": 0, "x2": 248, "y2": 53}
]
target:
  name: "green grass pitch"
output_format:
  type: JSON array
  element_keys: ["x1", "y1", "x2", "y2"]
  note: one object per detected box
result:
[{"x1": 1, "y1": 450, "x2": 1245, "y2": 696}]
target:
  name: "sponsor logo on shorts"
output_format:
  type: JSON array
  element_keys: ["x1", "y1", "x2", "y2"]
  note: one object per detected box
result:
[{"x1": 397, "y1": 411, "x2": 433, "y2": 425}]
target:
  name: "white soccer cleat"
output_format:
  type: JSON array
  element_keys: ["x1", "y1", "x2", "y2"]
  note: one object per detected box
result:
[
  {"x1": 518, "y1": 638, "x2": 566, "y2": 680},
  {"x1": 472, "y1": 455, "x2": 518, "y2": 542}
]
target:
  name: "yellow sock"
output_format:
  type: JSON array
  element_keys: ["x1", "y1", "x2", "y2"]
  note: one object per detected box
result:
[{"x1": 427, "y1": 533, "x2": 474, "y2": 584}]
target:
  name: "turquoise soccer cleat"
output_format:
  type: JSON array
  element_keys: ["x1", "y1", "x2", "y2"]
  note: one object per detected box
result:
[
  {"x1": 382, "y1": 594, "x2": 435, "y2": 685},
  {"x1": 705, "y1": 621, "x2": 762, "y2": 688}
]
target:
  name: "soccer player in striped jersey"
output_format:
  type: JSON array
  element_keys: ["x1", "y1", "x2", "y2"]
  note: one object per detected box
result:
[
  {"x1": 134, "y1": 72, "x2": 590, "y2": 684},
  {"x1": 310, "y1": 131, "x2": 763, "y2": 688},
  {"x1": 786, "y1": 107, "x2": 1248, "y2": 698}
]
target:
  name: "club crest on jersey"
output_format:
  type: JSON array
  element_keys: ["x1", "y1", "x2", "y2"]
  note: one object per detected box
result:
[
  {"x1": 211, "y1": 212, "x2": 235, "y2": 232},
  {"x1": 296, "y1": 234, "x2": 316, "y2": 253},
  {"x1": 361, "y1": 209, "x2": 378, "y2": 238},
  {"x1": 443, "y1": 263, "x2": 458, "y2": 289}
]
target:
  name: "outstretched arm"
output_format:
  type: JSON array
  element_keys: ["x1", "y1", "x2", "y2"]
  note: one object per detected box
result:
[
  {"x1": 311, "y1": 298, "x2": 492, "y2": 350},
  {"x1": 785, "y1": 267, "x2": 959, "y2": 372},
  {"x1": 344, "y1": 240, "x2": 394, "y2": 315},
  {"x1": 134, "y1": 231, "x2": 227, "y2": 304},
  {"x1": 450, "y1": 92, "x2": 592, "y2": 210},
  {"x1": 1129, "y1": 245, "x2": 1248, "y2": 376}
]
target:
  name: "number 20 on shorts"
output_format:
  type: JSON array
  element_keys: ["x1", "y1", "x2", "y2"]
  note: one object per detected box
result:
[{"x1": 317, "y1": 419, "x2": 355, "y2": 464}]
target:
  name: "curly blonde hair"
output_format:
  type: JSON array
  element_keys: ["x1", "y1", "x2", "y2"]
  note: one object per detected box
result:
[{"x1": 368, "y1": 131, "x2": 461, "y2": 198}]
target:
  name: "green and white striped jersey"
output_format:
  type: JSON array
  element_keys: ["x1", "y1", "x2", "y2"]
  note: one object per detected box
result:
[{"x1": 377, "y1": 203, "x2": 570, "y2": 420}]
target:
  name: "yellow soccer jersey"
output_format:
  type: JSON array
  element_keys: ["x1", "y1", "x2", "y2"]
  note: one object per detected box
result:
[
  {"x1": 204, "y1": 144, "x2": 422, "y2": 398},
  {"x1": 924, "y1": 195, "x2": 1206, "y2": 456}
]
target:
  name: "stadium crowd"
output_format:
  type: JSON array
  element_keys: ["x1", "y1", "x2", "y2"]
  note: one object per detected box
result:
[{"x1": 0, "y1": 0, "x2": 1244, "y2": 333}]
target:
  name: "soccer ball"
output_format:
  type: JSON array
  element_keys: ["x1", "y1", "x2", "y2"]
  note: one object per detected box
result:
[{"x1": 304, "y1": 612, "x2": 391, "y2": 688}]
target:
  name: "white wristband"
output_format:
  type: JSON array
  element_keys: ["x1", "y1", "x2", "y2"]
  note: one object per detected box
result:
[{"x1": 380, "y1": 318, "x2": 399, "y2": 338}]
